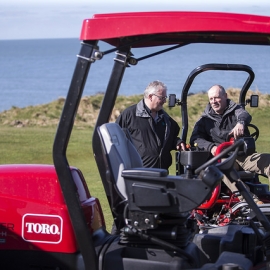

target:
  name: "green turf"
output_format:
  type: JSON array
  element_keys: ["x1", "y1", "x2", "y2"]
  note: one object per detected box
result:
[{"x1": 0, "y1": 91, "x2": 269, "y2": 229}]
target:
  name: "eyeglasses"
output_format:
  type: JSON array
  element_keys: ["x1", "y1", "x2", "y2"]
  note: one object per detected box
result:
[{"x1": 152, "y1": 94, "x2": 167, "y2": 101}]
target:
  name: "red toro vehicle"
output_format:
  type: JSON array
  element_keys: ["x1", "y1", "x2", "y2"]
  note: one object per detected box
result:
[{"x1": 1, "y1": 11, "x2": 270, "y2": 270}]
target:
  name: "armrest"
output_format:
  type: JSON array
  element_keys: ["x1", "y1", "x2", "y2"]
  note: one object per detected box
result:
[{"x1": 122, "y1": 167, "x2": 168, "y2": 178}]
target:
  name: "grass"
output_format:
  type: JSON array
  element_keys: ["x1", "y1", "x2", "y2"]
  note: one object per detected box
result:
[
  {"x1": 0, "y1": 126, "x2": 113, "y2": 228},
  {"x1": 0, "y1": 90, "x2": 269, "y2": 229},
  {"x1": 0, "y1": 126, "x2": 56, "y2": 164}
]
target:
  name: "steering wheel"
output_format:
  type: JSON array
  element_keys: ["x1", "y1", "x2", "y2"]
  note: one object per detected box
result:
[
  {"x1": 194, "y1": 139, "x2": 244, "y2": 175},
  {"x1": 247, "y1": 123, "x2": 259, "y2": 141}
]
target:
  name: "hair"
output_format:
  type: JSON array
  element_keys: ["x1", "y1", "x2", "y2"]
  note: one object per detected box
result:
[
  {"x1": 144, "y1": 80, "x2": 167, "y2": 98},
  {"x1": 208, "y1": 84, "x2": 226, "y2": 96}
]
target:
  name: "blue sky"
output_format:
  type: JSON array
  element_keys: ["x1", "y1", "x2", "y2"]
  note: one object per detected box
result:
[{"x1": 1, "y1": 0, "x2": 270, "y2": 40}]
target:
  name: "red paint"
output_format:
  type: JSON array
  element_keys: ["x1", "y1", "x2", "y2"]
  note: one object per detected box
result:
[
  {"x1": 0, "y1": 164, "x2": 105, "y2": 253},
  {"x1": 80, "y1": 11, "x2": 270, "y2": 46}
]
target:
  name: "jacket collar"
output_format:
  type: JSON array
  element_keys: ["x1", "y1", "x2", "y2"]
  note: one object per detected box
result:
[{"x1": 136, "y1": 99, "x2": 167, "y2": 118}]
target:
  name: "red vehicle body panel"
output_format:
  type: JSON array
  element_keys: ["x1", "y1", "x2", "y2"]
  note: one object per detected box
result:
[
  {"x1": 80, "y1": 11, "x2": 270, "y2": 46},
  {"x1": 0, "y1": 164, "x2": 105, "y2": 253}
]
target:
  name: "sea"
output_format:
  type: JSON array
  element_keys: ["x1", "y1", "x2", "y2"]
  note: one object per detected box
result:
[{"x1": 1, "y1": 38, "x2": 270, "y2": 112}]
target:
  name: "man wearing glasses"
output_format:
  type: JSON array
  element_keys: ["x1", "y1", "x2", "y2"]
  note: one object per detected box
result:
[{"x1": 116, "y1": 80, "x2": 185, "y2": 171}]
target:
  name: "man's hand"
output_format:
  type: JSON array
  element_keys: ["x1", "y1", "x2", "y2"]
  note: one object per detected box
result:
[
  {"x1": 211, "y1": 146, "x2": 217, "y2": 156},
  {"x1": 229, "y1": 122, "x2": 245, "y2": 139},
  {"x1": 176, "y1": 142, "x2": 186, "y2": 151}
]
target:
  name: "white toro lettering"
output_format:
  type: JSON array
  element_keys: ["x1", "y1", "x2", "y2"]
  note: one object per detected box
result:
[{"x1": 25, "y1": 223, "x2": 60, "y2": 235}]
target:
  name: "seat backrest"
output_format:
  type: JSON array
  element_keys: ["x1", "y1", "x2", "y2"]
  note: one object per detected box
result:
[{"x1": 98, "y1": 123, "x2": 143, "y2": 199}]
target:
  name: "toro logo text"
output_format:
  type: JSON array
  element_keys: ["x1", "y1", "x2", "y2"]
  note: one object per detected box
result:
[{"x1": 22, "y1": 214, "x2": 63, "y2": 244}]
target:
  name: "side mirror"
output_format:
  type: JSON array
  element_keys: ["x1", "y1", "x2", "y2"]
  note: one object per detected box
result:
[
  {"x1": 246, "y1": 95, "x2": 259, "y2": 107},
  {"x1": 168, "y1": 94, "x2": 176, "y2": 107},
  {"x1": 168, "y1": 94, "x2": 181, "y2": 107}
]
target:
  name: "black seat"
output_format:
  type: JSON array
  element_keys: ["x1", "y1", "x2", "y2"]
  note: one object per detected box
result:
[
  {"x1": 98, "y1": 123, "x2": 144, "y2": 200},
  {"x1": 97, "y1": 123, "x2": 222, "y2": 231}
]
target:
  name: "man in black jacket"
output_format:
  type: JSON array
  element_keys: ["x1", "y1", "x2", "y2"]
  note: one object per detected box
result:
[
  {"x1": 116, "y1": 80, "x2": 185, "y2": 171},
  {"x1": 190, "y1": 84, "x2": 270, "y2": 202}
]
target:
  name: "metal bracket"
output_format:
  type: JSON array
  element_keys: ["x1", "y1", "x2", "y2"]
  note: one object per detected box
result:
[
  {"x1": 114, "y1": 51, "x2": 130, "y2": 66},
  {"x1": 77, "y1": 46, "x2": 103, "y2": 63},
  {"x1": 114, "y1": 51, "x2": 139, "y2": 67}
]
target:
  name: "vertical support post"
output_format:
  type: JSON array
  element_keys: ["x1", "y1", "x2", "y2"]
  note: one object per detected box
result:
[
  {"x1": 53, "y1": 41, "x2": 98, "y2": 270},
  {"x1": 92, "y1": 47, "x2": 131, "y2": 226}
]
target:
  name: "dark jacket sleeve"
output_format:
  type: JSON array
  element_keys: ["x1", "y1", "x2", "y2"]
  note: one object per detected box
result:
[
  {"x1": 234, "y1": 106, "x2": 252, "y2": 124},
  {"x1": 115, "y1": 113, "x2": 123, "y2": 126},
  {"x1": 190, "y1": 117, "x2": 216, "y2": 152},
  {"x1": 116, "y1": 110, "x2": 128, "y2": 128},
  {"x1": 168, "y1": 117, "x2": 183, "y2": 150}
]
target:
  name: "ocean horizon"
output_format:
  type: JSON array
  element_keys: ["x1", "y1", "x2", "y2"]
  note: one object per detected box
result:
[{"x1": 1, "y1": 38, "x2": 270, "y2": 112}]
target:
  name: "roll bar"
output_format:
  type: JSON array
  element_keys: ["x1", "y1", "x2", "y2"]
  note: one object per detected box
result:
[{"x1": 169, "y1": 63, "x2": 255, "y2": 142}]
